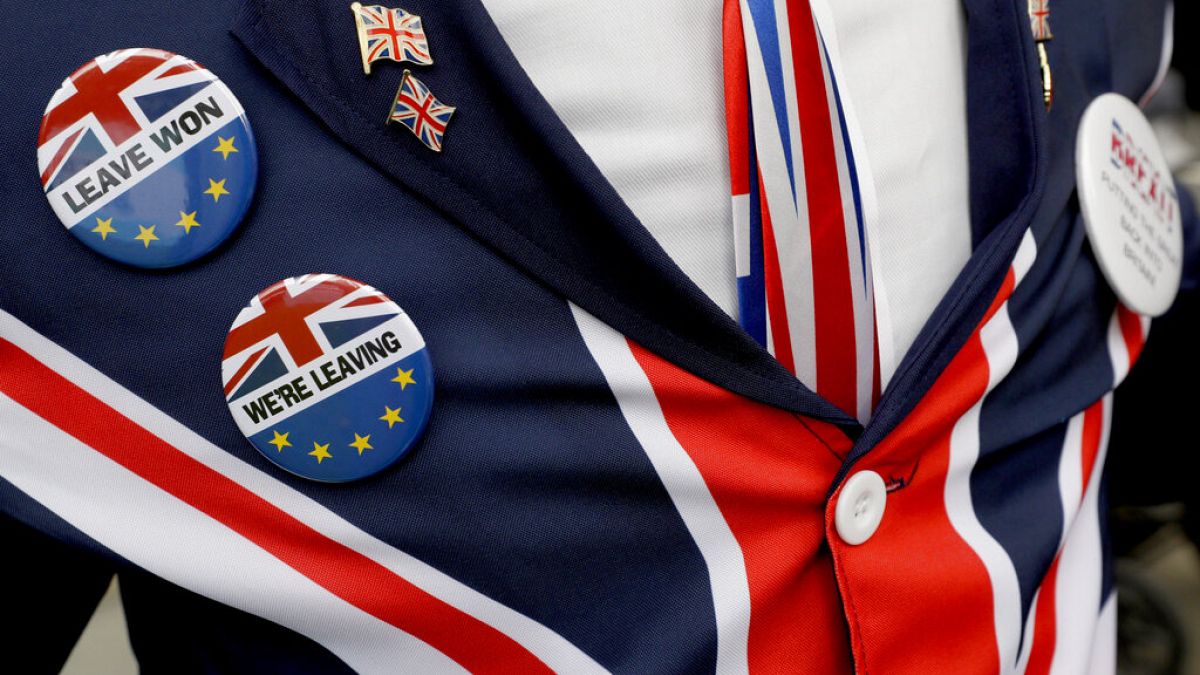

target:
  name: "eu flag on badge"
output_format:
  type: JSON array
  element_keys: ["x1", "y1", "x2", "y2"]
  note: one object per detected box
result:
[
  {"x1": 37, "y1": 48, "x2": 257, "y2": 269},
  {"x1": 386, "y1": 70, "x2": 455, "y2": 152},
  {"x1": 350, "y1": 2, "x2": 434, "y2": 74}
]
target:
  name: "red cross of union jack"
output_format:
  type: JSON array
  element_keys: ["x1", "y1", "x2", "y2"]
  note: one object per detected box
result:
[
  {"x1": 387, "y1": 71, "x2": 455, "y2": 152},
  {"x1": 1028, "y1": 0, "x2": 1052, "y2": 41},
  {"x1": 351, "y1": 2, "x2": 433, "y2": 74}
]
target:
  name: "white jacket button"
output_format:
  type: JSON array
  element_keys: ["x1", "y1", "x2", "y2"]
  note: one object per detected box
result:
[{"x1": 835, "y1": 471, "x2": 887, "y2": 545}]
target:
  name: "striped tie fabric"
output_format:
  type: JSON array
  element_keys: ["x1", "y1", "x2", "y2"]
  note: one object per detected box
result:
[{"x1": 723, "y1": 0, "x2": 877, "y2": 422}]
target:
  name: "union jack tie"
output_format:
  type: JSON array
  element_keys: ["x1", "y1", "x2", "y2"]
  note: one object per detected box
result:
[{"x1": 723, "y1": 0, "x2": 878, "y2": 422}]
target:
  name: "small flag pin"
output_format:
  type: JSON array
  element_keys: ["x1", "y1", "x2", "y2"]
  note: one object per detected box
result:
[{"x1": 386, "y1": 70, "x2": 455, "y2": 152}]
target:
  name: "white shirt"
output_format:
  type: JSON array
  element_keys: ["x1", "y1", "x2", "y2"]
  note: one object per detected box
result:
[{"x1": 480, "y1": 0, "x2": 972, "y2": 386}]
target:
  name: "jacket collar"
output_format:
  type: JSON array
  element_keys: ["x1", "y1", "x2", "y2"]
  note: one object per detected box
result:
[
  {"x1": 230, "y1": 0, "x2": 1047, "y2": 439},
  {"x1": 229, "y1": 0, "x2": 855, "y2": 424}
]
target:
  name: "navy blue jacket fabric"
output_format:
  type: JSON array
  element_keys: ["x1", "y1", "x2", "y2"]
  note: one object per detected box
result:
[{"x1": 0, "y1": 1, "x2": 1193, "y2": 673}]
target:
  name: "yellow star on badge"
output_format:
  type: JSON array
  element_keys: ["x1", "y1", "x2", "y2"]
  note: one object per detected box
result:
[
  {"x1": 379, "y1": 405, "x2": 405, "y2": 429},
  {"x1": 268, "y1": 430, "x2": 292, "y2": 452},
  {"x1": 175, "y1": 210, "x2": 201, "y2": 234},
  {"x1": 134, "y1": 224, "x2": 159, "y2": 248},
  {"x1": 391, "y1": 367, "x2": 417, "y2": 390},
  {"x1": 204, "y1": 178, "x2": 230, "y2": 202},
  {"x1": 349, "y1": 433, "x2": 374, "y2": 455},
  {"x1": 309, "y1": 441, "x2": 333, "y2": 463},
  {"x1": 92, "y1": 216, "x2": 116, "y2": 240},
  {"x1": 212, "y1": 136, "x2": 239, "y2": 160}
]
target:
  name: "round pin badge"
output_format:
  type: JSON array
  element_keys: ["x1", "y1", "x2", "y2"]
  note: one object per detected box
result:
[
  {"x1": 37, "y1": 48, "x2": 257, "y2": 268},
  {"x1": 222, "y1": 275, "x2": 434, "y2": 482},
  {"x1": 1076, "y1": 93, "x2": 1183, "y2": 317}
]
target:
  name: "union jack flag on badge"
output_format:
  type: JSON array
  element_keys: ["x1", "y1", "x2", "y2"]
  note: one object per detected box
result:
[
  {"x1": 350, "y1": 2, "x2": 433, "y2": 74},
  {"x1": 386, "y1": 70, "x2": 455, "y2": 152}
]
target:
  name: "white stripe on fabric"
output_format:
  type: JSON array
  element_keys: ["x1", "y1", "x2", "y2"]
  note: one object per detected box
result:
[
  {"x1": 1071, "y1": 297, "x2": 1140, "y2": 675},
  {"x1": 1019, "y1": 407, "x2": 1086, "y2": 675},
  {"x1": 740, "y1": 0, "x2": 817, "y2": 384},
  {"x1": 0, "y1": 310, "x2": 607, "y2": 675},
  {"x1": 570, "y1": 303, "x2": 752, "y2": 675},
  {"x1": 1139, "y1": 1, "x2": 1175, "y2": 107},
  {"x1": 1105, "y1": 310, "x2": 1131, "y2": 386},
  {"x1": 1014, "y1": 586, "x2": 1039, "y2": 674},
  {"x1": 1013, "y1": 405, "x2": 1086, "y2": 675},
  {"x1": 946, "y1": 312, "x2": 1025, "y2": 673},
  {"x1": 765, "y1": 304, "x2": 776, "y2": 354},
  {"x1": 945, "y1": 228, "x2": 1038, "y2": 674},
  {"x1": 0, "y1": 394, "x2": 466, "y2": 675},
  {"x1": 1086, "y1": 593, "x2": 1118, "y2": 675},
  {"x1": 733, "y1": 193, "x2": 752, "y2": 278},
  {"x1": 1056, "y1": 409, "x2": 1087, "y2": 536},
  {"x1": 1050, "y1": 394, "x2": 1112, "y2": 675},
  {"x1": 1014, "y1": 229, "x2": 1038, "y2": 285}
]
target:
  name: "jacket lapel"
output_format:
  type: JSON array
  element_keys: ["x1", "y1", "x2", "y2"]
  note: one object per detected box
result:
[{"x1": 229, "y1": 0, "x2": 855, "y2": 424}]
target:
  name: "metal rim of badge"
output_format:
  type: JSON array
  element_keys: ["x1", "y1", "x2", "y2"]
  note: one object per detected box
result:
[
  {"x1": 37, "y1": 48, "x2": 257, "y2": 269},
  {"x1": 1076, "y1": 93, "x2": 1183, "y2": 317},
  {"x1": 222, "y1": 275, "x2": 434, "y2": 483}
]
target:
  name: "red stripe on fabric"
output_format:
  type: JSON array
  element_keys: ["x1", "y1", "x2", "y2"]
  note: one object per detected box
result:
[
  {"x1": 827, "y1": 272, "x2": 1016, "y2": 673},
  {"x1": 0, "y1": 339, "x2": 551, "y2": 674},
  {"x1": 1025, "y1": 555, "x2": 1062, "y2": 675},
  {"x1": 222, "y1": 346, "x2": 268, "y2": 396},
  {"x1": 1027, "y1": 399, "x2": 1105, "y2": 675},
  {"x1": 785, "y1": 3, "x2": 858, "y2": 416},
  {"x1": 1080, "y1": 400, "x2": 1105, "y2": 501},
  {"x1": 871, "y1": 319, "x2": 882, "y2": 409},
  {"x1": 722, "y1": 0, "x2": 750, "y2": 196},
  {"x1": 1116, "y1": 304, "x2": 1146, "y2": 366},
  {"x1": 758, "y1": 165, "x2": 796, "y2": 373},
  {"x1": 627, "y1": 340, "x2": 852, "y2": 674},
  {"x1": 39, "y1": 128, "x2": 83, "y2": 187}
]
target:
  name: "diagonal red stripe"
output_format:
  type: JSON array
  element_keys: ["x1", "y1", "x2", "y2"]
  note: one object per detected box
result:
[
  {"x1": 627, "y1": 339, "x2": 852, "y2": 674},
  {"x1": 1025, "y1": 554, "x2": 1061, "y2": 675},
  {"x1": 1116, "y1": 304, "x2": 1146, "y2": 365},
  {"x1": 222, "y1": 345, "x2": 268, "y2": 396},
  {"x1": 0, "y1": 339, "x2": 552, "y2": 674},
  {"x1": 1079, "y1": 400, "x2": 1105, "y2": 495},
  {"x1": 722, "y1": 0, "x2": 750, "y2": 197}
]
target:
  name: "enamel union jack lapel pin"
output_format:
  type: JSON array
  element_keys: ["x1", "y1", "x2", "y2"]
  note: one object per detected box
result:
[
  {"x1": 350, "y1": 2, "x2": 433, "y2": 74},
  {"x1": 386, "y1": 70, "x2": 455, "y2": 152},
  {"x1": 1027, "y1": 0, "x2": 1054, "y2": 110}
]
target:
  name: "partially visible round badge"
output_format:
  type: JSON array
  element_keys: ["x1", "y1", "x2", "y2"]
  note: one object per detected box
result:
[
  {"x1": 37, "y1": 48, "x2": 257, "y2": 268},
  {"x1": 1076, "y1": 93, "x2": 1183, "y2": 316},
  {"x1": 222, "y1": 275, "x2": 434, "y2": 482}
]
